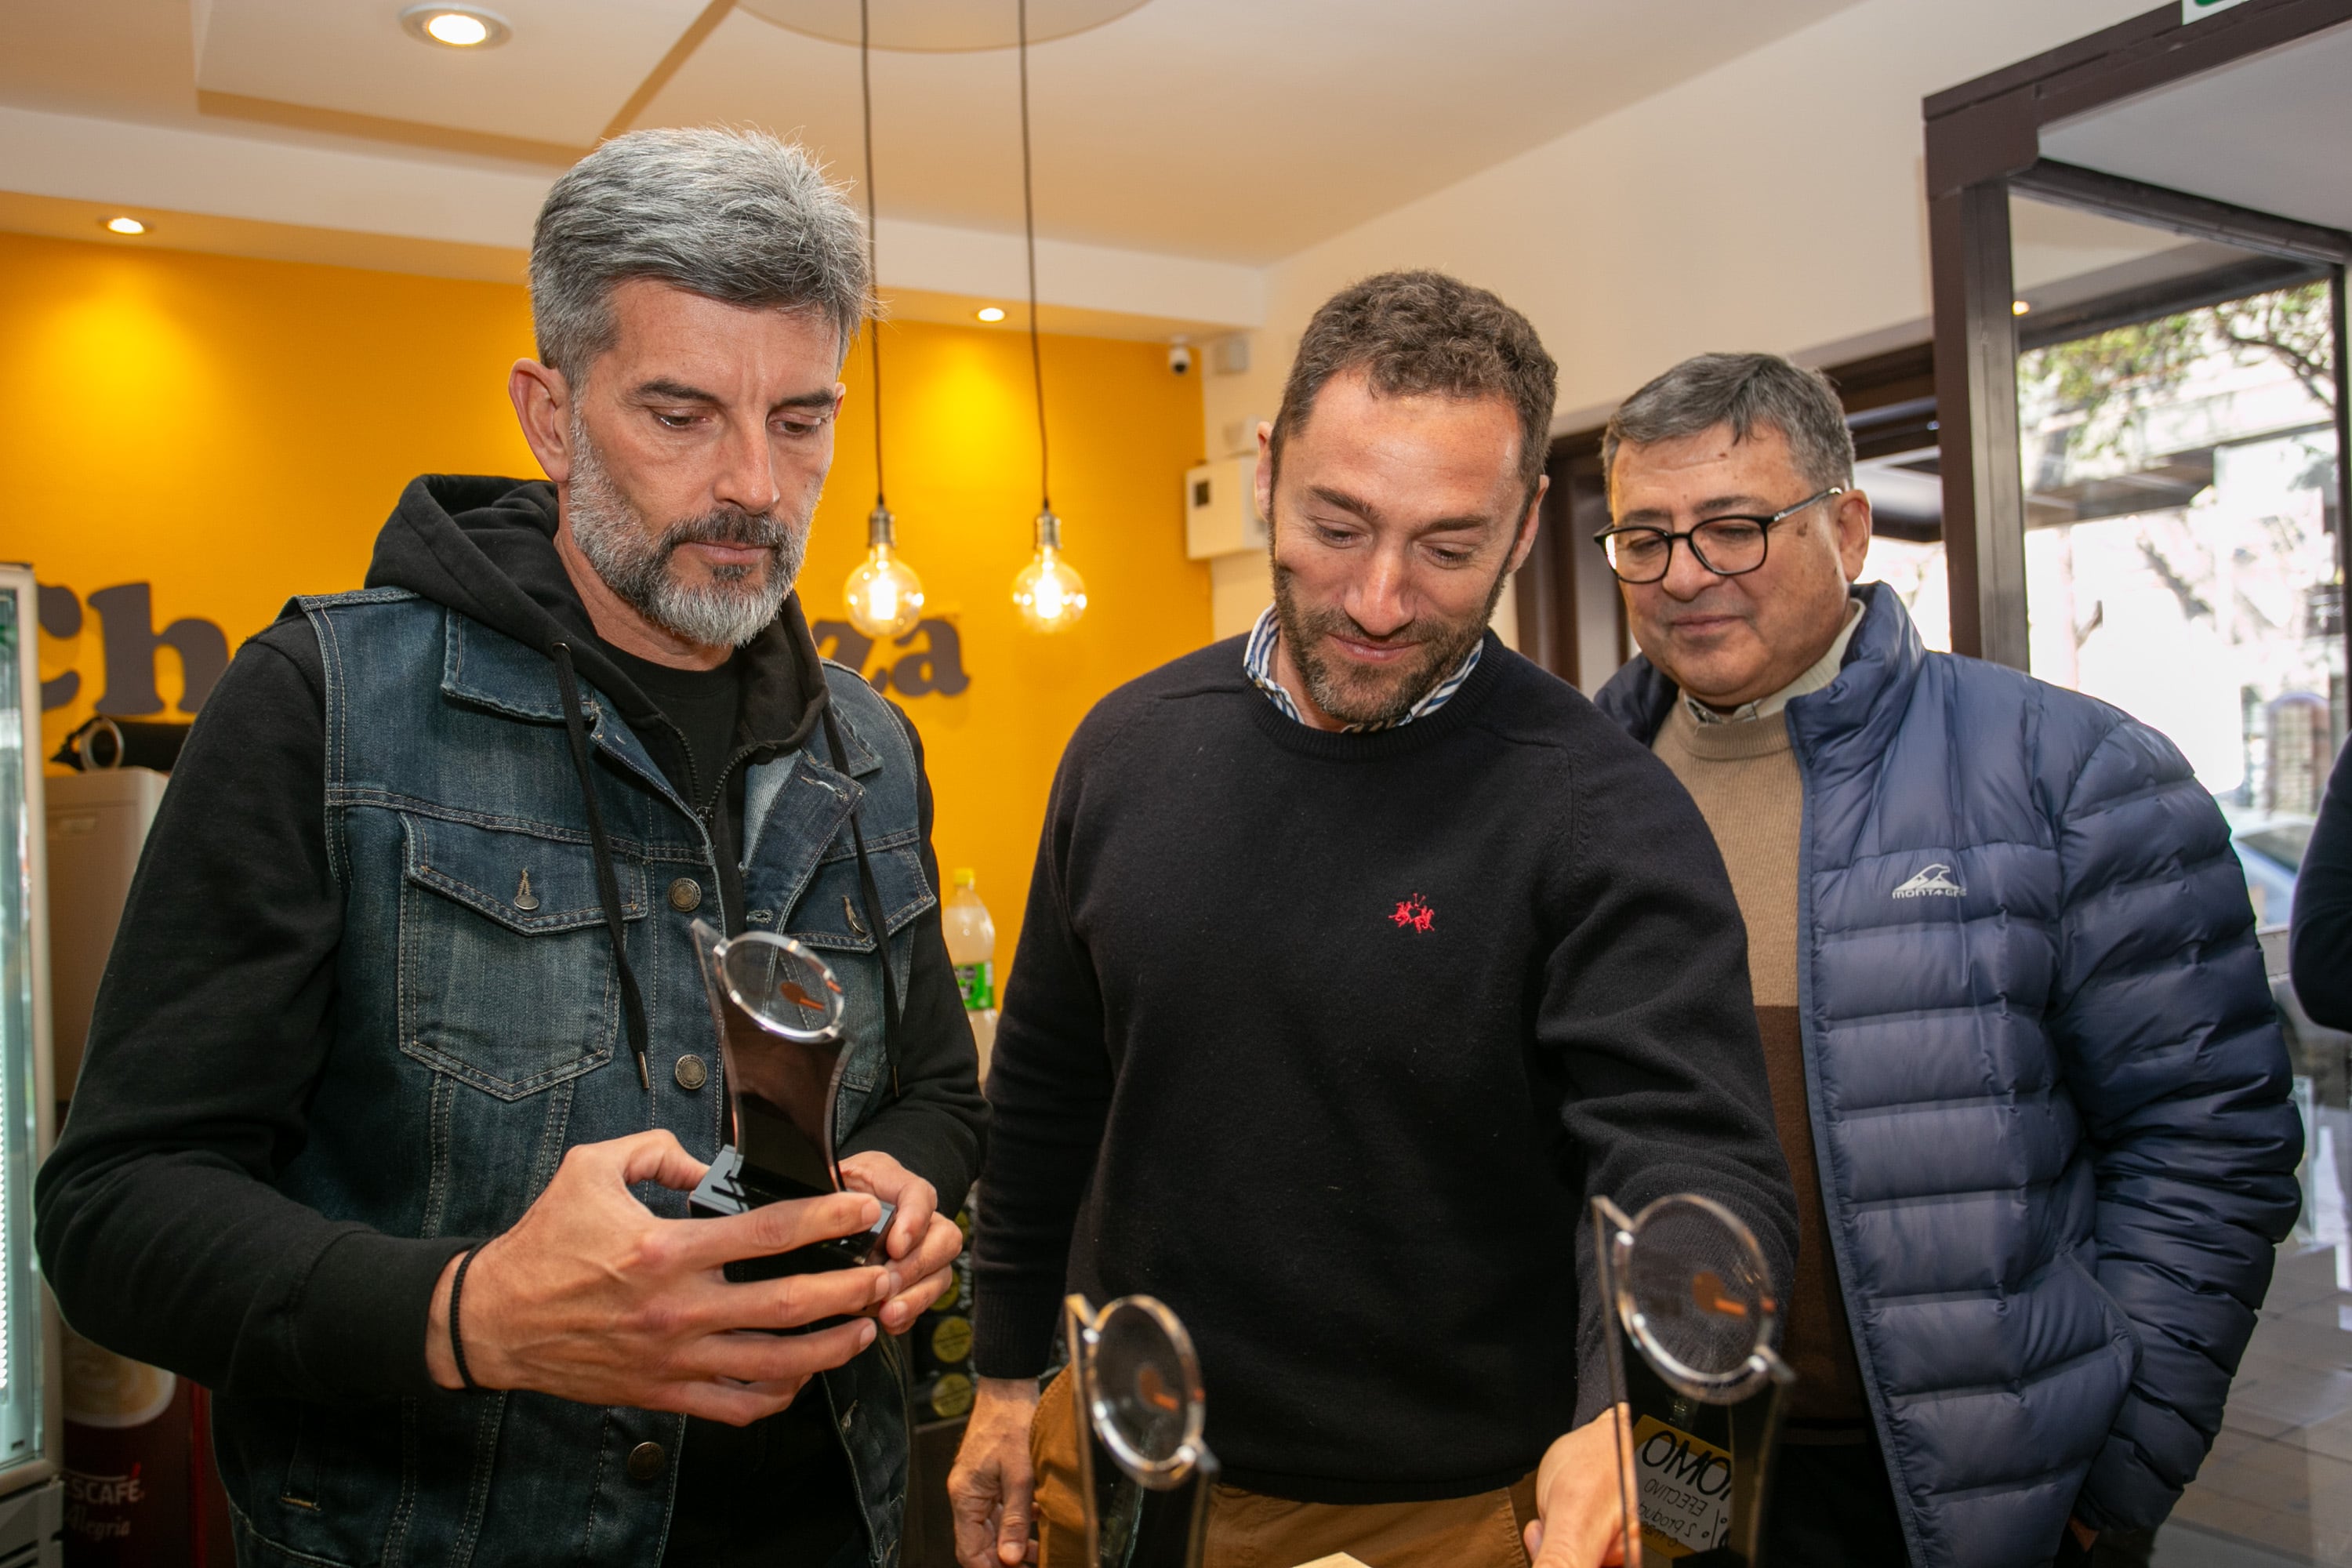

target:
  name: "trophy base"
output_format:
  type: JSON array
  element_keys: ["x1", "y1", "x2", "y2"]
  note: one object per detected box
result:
[{"x1": 689, "y1": 1144, "x2": 895, "y2": 1285}]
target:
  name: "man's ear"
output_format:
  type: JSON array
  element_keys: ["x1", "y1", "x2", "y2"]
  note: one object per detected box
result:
[
  {"x1": 1833, "y1": 487, "x2": 1874, "y2": 581},
  {"x1": 1508, "y1": 474, "x2": 1549, "y2": 575},
  {"x1": 510, "y1": 359, "x2": 575, "y2": 485},
  {"x1": 1254, "y1": 420, "x2": 1276, "y2": 532}
]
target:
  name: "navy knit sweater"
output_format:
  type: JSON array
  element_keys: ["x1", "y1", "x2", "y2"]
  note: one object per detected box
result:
[{"x1": 972, "y1": 633, "x2": 1796, "y2": 1503}]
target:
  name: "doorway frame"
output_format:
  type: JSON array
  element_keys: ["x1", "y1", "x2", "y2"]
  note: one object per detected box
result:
[{"x1": 1923, "y1": 0, "x2": 2352, "y2": 669}]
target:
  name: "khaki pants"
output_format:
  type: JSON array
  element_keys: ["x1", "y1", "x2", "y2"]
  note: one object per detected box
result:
[{"x1": 1031, "y1": 1372, "x2": 1536, "y2": 1568}]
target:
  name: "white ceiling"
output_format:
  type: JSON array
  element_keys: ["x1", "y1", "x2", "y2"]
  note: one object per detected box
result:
[
  {"x1": 2040, "y1": 18, "x2": 2352, "y2": 235},
  {"x1": 739, "y1": 0, "x2": 1152, "y2": 51},
  {"x1": 3, "y1": 0, "x2": 1866, "y2": 269},
  {"x1": 195, "y1": 0, "x2": 715, "y2": 150},
  {"x1": 650, "y1": 0, "x2": 1867, "y2": 263}
]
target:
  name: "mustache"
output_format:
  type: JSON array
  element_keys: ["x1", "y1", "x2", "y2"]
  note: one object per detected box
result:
[
  {"x1": 1272, "y1": 568, "x2": 1423, "y2": 651},
  {"x1": 655, "y1": 508, "x2": 791, "y2": 557},
  {"x1": 1294, "y1": 603, "x2": 1421, "y2": 651}
]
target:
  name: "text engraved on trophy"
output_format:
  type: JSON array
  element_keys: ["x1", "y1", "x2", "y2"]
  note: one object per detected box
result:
[{"x1": 1629, "y1": 1416, "x2": 1733, "y2": 1558}]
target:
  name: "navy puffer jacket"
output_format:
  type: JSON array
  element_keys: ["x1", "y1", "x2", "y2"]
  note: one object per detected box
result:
[{"x1": 1598, "y1": 584, "x2": 2303, "y2": 1566}]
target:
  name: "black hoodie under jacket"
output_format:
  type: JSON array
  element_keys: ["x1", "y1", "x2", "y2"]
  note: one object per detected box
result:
[{"x1": 34, "y1": 477, "x2": 985, "y2": 1555}]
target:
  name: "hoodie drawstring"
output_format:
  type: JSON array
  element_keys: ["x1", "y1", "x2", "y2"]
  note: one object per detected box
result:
[
  {"x1": 822, "y1": 702, "x2": 905, "y2": 1102},
  {"x1": 549, "y1": 635, "x2": 900, "y2": 1108},
  {"x1": 550, "y1": 642, "x2": 653, "y2": 1091}
]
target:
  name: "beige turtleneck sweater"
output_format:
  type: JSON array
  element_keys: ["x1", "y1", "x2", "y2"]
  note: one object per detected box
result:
[{"x1": 1650, "y1": 603, "x2": 1868, "y2": 1432}]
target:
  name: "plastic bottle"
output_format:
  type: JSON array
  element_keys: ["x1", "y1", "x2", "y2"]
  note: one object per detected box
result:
[{"x1": 942, "y1": 868, "x2": 998, "y2": 1083}]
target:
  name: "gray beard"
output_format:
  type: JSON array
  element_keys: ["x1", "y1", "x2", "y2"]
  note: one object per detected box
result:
[
  {"x1": 564, "y1": 417, "x2": 808, "y2": 650},
  {"x1": 1270, "y1": 535, "x2": 1508, "y2": 728}
]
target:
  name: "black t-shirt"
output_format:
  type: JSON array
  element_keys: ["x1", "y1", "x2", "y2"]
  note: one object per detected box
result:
[
  {"x1": 602, "y1": 644, "x2": 743, "y2": 819},
  {"x1": 595, "y1": 642, "x2": 858, "y2": 1566}
]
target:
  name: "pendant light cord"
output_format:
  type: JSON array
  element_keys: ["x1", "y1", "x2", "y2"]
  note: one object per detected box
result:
[
  {"x1": 1018, "y1": 0, "x2": 1051, "y2": 513},
  {"x1": 860, "y1": 0, "x2": 887, "y2": 511}
]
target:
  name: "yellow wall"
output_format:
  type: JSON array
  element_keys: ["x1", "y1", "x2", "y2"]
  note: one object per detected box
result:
[{"x1": 0, "y1": 228, "x2": 1210, "y2": 978}]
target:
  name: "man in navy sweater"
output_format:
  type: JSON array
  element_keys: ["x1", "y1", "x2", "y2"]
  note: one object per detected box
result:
[{"x1": 947, "y1": 271, "x2": 1798, "y2": 1568}]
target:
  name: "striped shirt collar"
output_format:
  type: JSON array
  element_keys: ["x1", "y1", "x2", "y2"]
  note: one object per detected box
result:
[{"x1": 1243, "y1": 605, "x2": 1484, "y2": 732}]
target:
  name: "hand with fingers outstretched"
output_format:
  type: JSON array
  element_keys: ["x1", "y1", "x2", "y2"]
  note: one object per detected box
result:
[
  {"x1": 422, "y1": 1129, "x2": 899, "y2": 1423},
  {"x1": 947, "y1": 1376, "x2": 1043, "y2": 1568},
  {"x1": 1524, "y1": 1406, "x2": 1639, "y2": 1568}
]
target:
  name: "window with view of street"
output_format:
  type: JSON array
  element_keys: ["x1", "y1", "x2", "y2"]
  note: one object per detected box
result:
[{"x1": 2022, "y1": 277, "x2": 2352, "y2": 1566}]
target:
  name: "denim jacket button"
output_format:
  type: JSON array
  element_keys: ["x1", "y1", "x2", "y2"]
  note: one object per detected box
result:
[
  {"x1": 667, "y1": 877, "x2": 702, "y2": 913},
  {"x1": 673, "y1": 1054, "x2": 708, "y2": 1092},
  {"x1": 626, "y1": 1441, "x2": 666, "y2": 1483}
]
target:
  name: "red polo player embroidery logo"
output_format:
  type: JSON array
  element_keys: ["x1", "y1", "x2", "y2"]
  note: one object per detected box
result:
[{"x1": 1390, "y1": 894, "x2": 1436, "y2": 933}]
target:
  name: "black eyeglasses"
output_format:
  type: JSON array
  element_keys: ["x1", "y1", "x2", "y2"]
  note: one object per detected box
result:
[{"x1": 1593, "y1": 488, "x2": 1844, "y2": 584}]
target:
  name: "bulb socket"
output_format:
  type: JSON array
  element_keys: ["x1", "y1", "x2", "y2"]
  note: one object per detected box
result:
[
  {"x1": 1034, "y1": 510, "x2": 1063, "y2": 551},
  {"x1": 868, "y1": 504, "x2": 897, "y2": 549}
]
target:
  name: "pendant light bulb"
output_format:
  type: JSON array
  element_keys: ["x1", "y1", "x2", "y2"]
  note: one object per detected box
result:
[
  {"x1": 844, "y1": 505, "x2": 926, "y2": 639},
  {"x1": 842, "y1": 2, "x2": 923, "y2": 643},
  {"x1": 1012, "y1": 510, "x2": 1087, "y2": 633}
]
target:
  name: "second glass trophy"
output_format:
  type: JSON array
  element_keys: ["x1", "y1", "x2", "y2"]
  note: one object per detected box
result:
[
  {"x1": 1062, "y1": 1294, "x2": 1218, "y2": 1568},
  {"x1": 686, "y1": 918, "x2": 893, "y2": 1282},
  {"x1": 1593, "y1": 1193, "x2": 1795, "y2": 1565}
]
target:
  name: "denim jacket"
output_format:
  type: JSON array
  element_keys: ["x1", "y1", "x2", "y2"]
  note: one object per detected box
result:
[{"x1": 216, "y1": 586, "x2": 935, "y2": 1566}]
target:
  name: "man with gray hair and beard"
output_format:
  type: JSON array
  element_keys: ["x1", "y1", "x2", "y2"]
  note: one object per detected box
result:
[{"x1": 38, "y1": 128, "x2": 983, "y2": 1566}]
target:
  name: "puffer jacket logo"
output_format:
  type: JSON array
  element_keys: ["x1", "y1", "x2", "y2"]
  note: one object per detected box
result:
[{"x1": 1889, "y1": 862, "x2": 1965, "y2": 898}]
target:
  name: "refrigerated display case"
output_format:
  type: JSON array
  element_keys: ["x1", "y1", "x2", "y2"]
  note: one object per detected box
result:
[{"x1": 0, "y1": 565, "x2": 64, "y2": 1559}]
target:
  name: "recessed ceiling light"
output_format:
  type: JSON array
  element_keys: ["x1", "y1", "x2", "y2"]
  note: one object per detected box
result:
[
  {"x1": 400, "y1": 5, "x2": 510, "y2": 49},
  {"x1": 2012, "y1": 299, "x2": 2033, "y2": 316},
  {"x1": 976, "y1": 307, "x2": 1006, "y2": 323},
  {"x1": 103, "y1": 216, "x2": 147, "y2": 236}
]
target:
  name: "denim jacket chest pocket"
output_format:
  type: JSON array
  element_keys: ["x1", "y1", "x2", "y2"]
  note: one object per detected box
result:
[
  {"x1": 398, "y1": 812, "x2": 647, "y2": 1100},
  {"x1": 764, "y1": 826, "x2": 934, "y2": 1122}
]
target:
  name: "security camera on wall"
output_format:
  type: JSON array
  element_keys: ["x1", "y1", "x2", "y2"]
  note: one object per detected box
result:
[{"x1": 1168, "y1": 343, "x2": 1194, "y2": 376}]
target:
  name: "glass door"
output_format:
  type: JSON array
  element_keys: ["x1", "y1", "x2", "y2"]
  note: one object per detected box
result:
[
  {"x1": 2011, "y1": 193, "x2": 2350, "y2": 1566},
  {"x1": 2014, "y1": 198, "x2": 2343, "y2": 883}
]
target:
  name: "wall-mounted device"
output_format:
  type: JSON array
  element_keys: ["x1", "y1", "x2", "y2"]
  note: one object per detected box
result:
[{"x1": 1183, "y1": 456, "x2": 1267, "y2": 560}]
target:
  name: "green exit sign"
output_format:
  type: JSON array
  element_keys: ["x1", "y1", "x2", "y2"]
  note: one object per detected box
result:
[{"x1": 2183, "y1": 0, "x2": 2256, "y2": 19}]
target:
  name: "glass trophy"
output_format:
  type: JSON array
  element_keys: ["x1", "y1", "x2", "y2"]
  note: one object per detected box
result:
[
  {"x1": 1593, "y1": 1194, "x2": 1795, "y2": 1566},
  {"x1": 685, "y1": 919, "x2": 892, "y2": 1282},
  {"x1": 1062, "y1": 1294, "x2": 1218, "y2": 1568}
]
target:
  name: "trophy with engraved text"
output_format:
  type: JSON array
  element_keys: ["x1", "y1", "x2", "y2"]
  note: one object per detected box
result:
[
  {"x1": 1593, "y1": 1194, "x2": 1795, "y2": 1565},
  {"x1": 1063, "y1": 1294, "x2": 1219, "y2": 1568},
  {"x1": 685, "y1": 919, "x2": 892, "y2": 1280}
]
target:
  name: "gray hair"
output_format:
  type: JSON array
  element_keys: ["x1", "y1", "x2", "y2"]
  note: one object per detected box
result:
[
  {"x1": 1602, "y1": 352, "x2": 1853, "y2": 497},
  {"x1": 530, "y1": 128, "x2": 869, "y2": 385}
]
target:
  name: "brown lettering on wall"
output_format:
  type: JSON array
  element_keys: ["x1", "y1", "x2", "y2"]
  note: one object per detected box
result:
[
  {"x1": 809, "y1": 618, "x2": 971, "y2": 699},
  {"x1": 75, "y1": 584, "x2": 230, "y2": 716},
  {"x1": 884, "y1": 619, "x2": 970, "y2": 697}
]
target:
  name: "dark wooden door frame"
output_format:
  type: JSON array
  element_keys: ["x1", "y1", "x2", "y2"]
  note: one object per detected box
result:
[
  {"x1": 1517, "y1": 427, "x2": 1620, "y2": 690},
  {"x1": 1923, "y1": 0, "x2": 2352, "y2": 668}
]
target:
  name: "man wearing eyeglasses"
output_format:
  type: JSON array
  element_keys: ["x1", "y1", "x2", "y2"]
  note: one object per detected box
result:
[{"x1": 1591, "y1": 352, "x2": 2303, "y2": 1568}]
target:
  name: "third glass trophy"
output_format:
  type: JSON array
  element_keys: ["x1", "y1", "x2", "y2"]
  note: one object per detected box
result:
[
  {"x1": 686, "y1": 919, "x2": 892, "y2": 1281},
  {"x1": 1062, "y1": 1294, "x2": 1218, "y2": 1568},
  {"x1": 1593, "y1": 1194, "x2": 1795, "y2": 1565}
]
